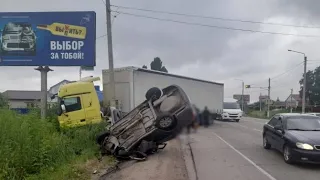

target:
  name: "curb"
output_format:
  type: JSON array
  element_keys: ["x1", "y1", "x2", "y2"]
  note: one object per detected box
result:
[{"x1": 178, "y1": 134, "x2": 198, "y2": 180}]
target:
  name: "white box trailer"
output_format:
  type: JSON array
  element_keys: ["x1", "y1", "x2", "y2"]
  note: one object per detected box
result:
[{"x1": 102, "y1": 66, "x2": 224, "y2": 113}]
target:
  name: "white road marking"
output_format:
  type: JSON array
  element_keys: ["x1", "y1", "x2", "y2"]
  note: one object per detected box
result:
[{"x1": 213, "y1": 132, "x2": 277, "y2": 180}]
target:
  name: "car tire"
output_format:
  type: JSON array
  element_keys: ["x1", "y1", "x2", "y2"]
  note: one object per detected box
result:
[
  {"x1": 145, "y1": 87, "x2": 162, "y2": 102},
  {"x1": 283, "y1": 145, "x2": 294, "y2": 164},
  {"x1": 96, "y1": 131, "x2": 110, "y2": 145},
  {"x1": 263, "y1": 135, "x2": 271, "y2": 149},
  {"x1": 155, "y1": 114, "x2": 177, "y2": 131},
  {"x1": 235, "y1": 119, "x2": 240, "y2": 122}
]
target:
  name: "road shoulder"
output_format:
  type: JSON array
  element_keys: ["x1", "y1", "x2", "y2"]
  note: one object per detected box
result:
[{"x1": 99, "y1": 138, "x2": 189, "y2": 180}]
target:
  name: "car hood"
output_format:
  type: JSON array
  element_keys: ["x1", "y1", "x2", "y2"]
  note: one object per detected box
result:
[
  {"x1": 287, "y1": 131, "x2": 320, "y2": 144},
  {"x1": 223, "y1": 109, "x2": 242, "y2": 114}
]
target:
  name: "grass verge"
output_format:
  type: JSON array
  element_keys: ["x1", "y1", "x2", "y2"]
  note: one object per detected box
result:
[
  {"x1": 0, "y1": 108, "x2": 112, "y2": 180},
  {"x1": 247, "y1": 109, "x2": 291, "y2": 119}
]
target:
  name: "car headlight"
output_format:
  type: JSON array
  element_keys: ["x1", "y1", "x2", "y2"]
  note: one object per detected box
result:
[
  {"x1": 296, "y1": 142, "x2": 314, "y2": 150},
  {"x1": 2, "y1": 36, "x2": 9, "y2": 40}
]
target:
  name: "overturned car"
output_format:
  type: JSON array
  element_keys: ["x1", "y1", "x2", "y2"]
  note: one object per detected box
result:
[{"x1": 97, "y1": 85, "x2": 193, "y2": 160}]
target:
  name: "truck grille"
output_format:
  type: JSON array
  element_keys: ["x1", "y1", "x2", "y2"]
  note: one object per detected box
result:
[
  {"x1": 315, "y1": 145, "x2": 320, "y2": 150},
  {"x1": 10, "y1": 36, "x2": 19, "y2": 39}
]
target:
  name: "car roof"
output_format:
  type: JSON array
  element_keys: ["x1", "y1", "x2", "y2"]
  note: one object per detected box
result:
[{"x1": 275, "y1": 113, "x2": 315, "y2": 117}]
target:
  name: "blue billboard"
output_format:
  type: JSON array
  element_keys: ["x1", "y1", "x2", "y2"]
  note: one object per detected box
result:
[{"x1": 0, "y1": 11, "x2": 96, "y2": 66}]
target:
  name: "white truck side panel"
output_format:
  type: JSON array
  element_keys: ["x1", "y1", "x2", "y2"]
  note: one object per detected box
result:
[
  {"x1": 102, "y1": 69, "x2": 134, "y2": 112},
  {"x1": 132, "y1": 70, "x2": 223, "y2": 112}
]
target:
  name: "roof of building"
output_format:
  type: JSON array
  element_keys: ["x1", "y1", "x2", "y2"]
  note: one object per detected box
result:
[
  {"x1": 292, "y1": 94, "x2": 301, "y2": 101},
  {"x1": 48, "y1": 80, "x2": 71, "y2": 91},
  {"x1": 103, "y1": 66, "x2": 224, "y2": 86},
  {"x1": 2, "y1": 90, "x2": 41, "y2": 100},
  {"x1": 285, "y1": 94, "x2": 301, "y2": 102}
]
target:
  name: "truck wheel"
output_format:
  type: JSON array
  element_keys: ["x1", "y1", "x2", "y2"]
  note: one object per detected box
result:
[
  {"x1": 155, "y1": 114, "x2": 177, "y2": 131},
  {"x1": 145, "y1": 87, "x2": 162, "y2": 101},
  {"x1": 96, "y1": 131, "x2": 110, "y2": 145}
]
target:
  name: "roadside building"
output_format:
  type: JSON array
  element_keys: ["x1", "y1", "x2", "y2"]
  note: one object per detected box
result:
[
  {"x1": 2, "y1": 90, "x2": 41, "y2": 113},
  {"x1": 273, "y1": 97, "x2": 286, "y2": 109},
  {"x1": 285, "y1": 94, "x2": 301, "y2": 109}
]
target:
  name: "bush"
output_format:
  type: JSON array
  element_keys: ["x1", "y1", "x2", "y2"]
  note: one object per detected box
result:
[{"x1": 0, "y1": 109, "x2": 106, "y2": 180}]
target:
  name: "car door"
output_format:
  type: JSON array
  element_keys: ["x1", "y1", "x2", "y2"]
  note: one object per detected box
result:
[
  {"x1": 273, "y1": 117, "x2": 285, "y2": 151},
  {"x1": 265, "y1": 115, "x2": 279, "y2": 146}
]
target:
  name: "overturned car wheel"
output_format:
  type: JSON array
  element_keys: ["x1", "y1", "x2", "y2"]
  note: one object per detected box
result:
[
  {"x1": 155, "y1": 114, "x2": 177, "y2": 131},
  {"x1": 145, "y1": 87, "x2": 162, "y2": 101}
]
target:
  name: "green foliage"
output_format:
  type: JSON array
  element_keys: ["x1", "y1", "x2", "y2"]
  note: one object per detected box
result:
[
  {"x1": 0, "y1": 109, "x2": 107, "y2": 180},
  {"x1": 247, "y1": 109, "x2": 291, "y2": 119},
  {"x1": 0, "y1": 93, "x2": 8, "y2": 108},
  {"x1": 299, "y1": 67, "x2": 320, "y2": 106},
  {"x1": 150, "y1": 57, "x2": 168, "y2": 73}
]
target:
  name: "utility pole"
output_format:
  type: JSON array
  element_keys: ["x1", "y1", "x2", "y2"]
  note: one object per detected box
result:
[
  {"x1": 267, "y1": 78, "x2": 271, "y2": 118},
  {"x1": 106, "y1": 0, "x2": 116, "y2": 107},
  {"x1": 290, "y1": 88, "x2": 293, "y2": 113},
  {"x1": 302, "y1": 56, "x2": 307, "y2": 113},
  {"x1": 259, "y1": 93, "x2": 262, "y2": 112},
  {"x1": 79, "y1": 67, "x2": 82, "y2": 80},
  {"x1": 288, "y1": 50, "x2": 307, "y2": 113},
  {"x1": 241, "y1": 81, "x2": 244, "y2": 112}
]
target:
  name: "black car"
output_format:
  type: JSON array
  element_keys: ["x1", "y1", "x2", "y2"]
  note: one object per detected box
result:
[
  {"x1": 263, "y1": 113, "x2": 320, "y2": 164},
  {"x1": 1, "y1": 22, "x2": 36, "y2": 56}
]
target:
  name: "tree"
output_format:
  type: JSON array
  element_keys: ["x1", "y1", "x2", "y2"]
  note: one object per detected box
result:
[
  {"x1": 150, "y1": 57, "x2": 168, "y2": 73},
  {"x1": 0, "y1": 93, "x2": 8, "y2": 108},
  {"x1": 142, "y1": 65, "x2": 147, "y2": 69},
  {"x1": 299, "y1": 67, "x2": 320, "y2": 106}
]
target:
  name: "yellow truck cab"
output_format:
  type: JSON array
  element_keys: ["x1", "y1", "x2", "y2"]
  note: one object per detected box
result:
[{"x1": 57, "y1": 77, "x2": 102, "y2": 128}]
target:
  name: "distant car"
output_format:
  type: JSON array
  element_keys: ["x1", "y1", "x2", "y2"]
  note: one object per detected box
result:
[
  {"x1": 97, "y1": 85, "x2": 193, "y2": 160},
  {"x1": 0, "y1": 22, "x2": 36, "y2": 56},
  {"x1": 263, "y1": 113, "x2": 320, "y2": 164}
]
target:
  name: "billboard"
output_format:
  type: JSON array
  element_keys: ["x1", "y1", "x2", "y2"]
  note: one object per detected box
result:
[
  {"x1": 233, "y1": 94, "x2": 250, "y2": 102},
  {"x1": 0, "y1": 11, "x2": 96, "y2": 66}
]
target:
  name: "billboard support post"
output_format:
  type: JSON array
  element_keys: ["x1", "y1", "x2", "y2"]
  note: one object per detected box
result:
[{"x1": 35, "y1": 66, "x2": 53, "y2": 119}]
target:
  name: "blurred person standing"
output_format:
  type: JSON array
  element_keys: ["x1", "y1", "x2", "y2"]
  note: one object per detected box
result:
[{"x1": 202, "y1": 106, "x2": 210, "y2": 128}]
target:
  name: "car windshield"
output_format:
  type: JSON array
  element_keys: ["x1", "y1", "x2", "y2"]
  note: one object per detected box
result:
[
  {"x1": 287, "y1": 116, "x2": 320, "y2": 131},
  {"x1": 223, "y1": 102, "x2": 240, "y2": 109},
  {"x1": 4, "y1": 23, "x2": 21, "y2": 32}
]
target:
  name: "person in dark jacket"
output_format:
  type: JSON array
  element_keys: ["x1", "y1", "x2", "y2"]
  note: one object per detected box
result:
[{"x1": 202, "y1": 106, "x2": 210, "y2": 127}]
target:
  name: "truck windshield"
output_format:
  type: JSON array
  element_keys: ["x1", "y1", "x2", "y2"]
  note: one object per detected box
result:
[{"x1": 223, "y1": 102, "x2": 240, "y2": 109}]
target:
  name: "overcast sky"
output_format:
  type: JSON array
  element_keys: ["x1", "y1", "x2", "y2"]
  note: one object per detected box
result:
[{"x1": 1, "y1": 0, "x2": 320, "y2": 103}]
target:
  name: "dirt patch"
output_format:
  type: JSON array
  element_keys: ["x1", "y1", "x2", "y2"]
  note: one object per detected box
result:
[{"x1": 98, "y1": 138, "x2": 188, "y2": 180}]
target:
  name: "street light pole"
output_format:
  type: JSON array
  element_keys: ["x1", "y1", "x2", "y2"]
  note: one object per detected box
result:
[
  {"x1": 303, "y1": 56, "x2": 307, "y2": 113},
  {"x1": 234, "y1": 79, "x2": 245, "y2": 111},
  {"x1": 241, "y1": 81, "x2": 244, "y2": 112},
  {"x1": 288, "y1": 49, "x2": 307, "y2": 113}
]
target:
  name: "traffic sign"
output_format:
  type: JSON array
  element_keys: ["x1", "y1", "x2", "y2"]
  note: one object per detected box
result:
[{"x1": 0, "y1": 11, "x2": 96, "y2": 66}]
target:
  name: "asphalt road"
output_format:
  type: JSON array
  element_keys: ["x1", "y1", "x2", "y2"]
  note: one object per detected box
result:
[{"x1": 188, "y1": 117, "x2": 320, "y2": 180}]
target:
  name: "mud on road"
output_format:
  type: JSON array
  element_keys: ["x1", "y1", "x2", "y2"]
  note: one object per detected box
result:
[{"x1": 98, "y1": 138, "x2": 189, "y2": 180}]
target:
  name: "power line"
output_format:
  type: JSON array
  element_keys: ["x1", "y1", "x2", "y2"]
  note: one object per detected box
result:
[
  {"x1": 111, "y1": 4, "x2": 320, "y2": 29},
  {"x1": 270, "y1": 62, "x2": 304, "y2": 80},
  {"x1": 111, "y1": 10, "x2": 320, "y2": 38}
]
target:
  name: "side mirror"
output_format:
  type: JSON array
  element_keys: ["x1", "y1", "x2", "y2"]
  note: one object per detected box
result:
[
  {"x1": 61, "y1": 104, "x2": 66, "y2": 113},
  {"x1": 274, "y1": 124, "x2": 283, "y2": 131}
]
